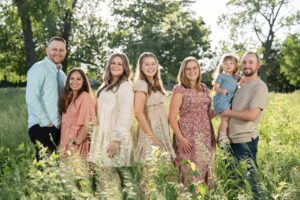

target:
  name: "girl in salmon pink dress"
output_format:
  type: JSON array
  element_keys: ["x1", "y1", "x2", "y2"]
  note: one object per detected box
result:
[{"x1": 60, "y1": 68, "x2": 96, "y2": 158}]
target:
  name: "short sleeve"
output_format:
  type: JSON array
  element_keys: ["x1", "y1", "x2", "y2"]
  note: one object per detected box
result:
[
  {"x1": 201, "y1": 83, "x2": 210, "y2": 94},
  {"x1": 134, "y1": 80, "x2": 148, "y2": 94},
  {"x1": 172, "y1": 84, "x2": 185, "y2": 94},
  {"x1": 215, "y1": 74, "x2": 224, "y2": 84},
  {"x1": 76, "y1": 92, "x2": 96, "y2": 126},
  {"x1": 249, "y1": 82, "x2": 269, "y2": 110}
]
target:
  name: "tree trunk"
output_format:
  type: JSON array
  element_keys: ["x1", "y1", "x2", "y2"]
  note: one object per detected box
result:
[
  {"x1": 61, "y1": 0, "x2": 78, "y2": 72},
  {"x1": 14, "y1": 0, "x2": 35, "y2": 71},
  {"x1": 261, "y1": 31, "x2": 275, "y2": 83}
]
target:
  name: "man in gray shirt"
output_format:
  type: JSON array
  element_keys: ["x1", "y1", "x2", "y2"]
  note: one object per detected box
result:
[{"x1": 222, "y1": 51, "x2": 268, "y2": 199}]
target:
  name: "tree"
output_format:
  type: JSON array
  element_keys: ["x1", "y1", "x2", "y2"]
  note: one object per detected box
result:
[
  {"x1": 0, "y1": 0, "x2": 110, "y2": 85},
  {"x1": 278, "y1": 34, "x2": 300, "y2": 86},
  {"x1": 0, "y1": 3, "x2": 26, "y2": 84},
  {"x1": 13, "y1": 0, "x2": 35, "y2": 71},
  {"x1": 219, "y1": 0, "x2": 300, "y2": 86},
  {"x1": 61, "y1": 0, "x2": 78, "y2": 71},
  {"x1": 69, "y1": 0, "x2": 110, "y2": 81},
  {"x1": 110, "y1": 0, "x2": 210, "y2": 85},
  {"x1": 12, "y1": 0, "x2": 79, "y2": 71}
]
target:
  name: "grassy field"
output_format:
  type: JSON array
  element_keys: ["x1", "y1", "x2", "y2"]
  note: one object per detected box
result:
[{"x1": 0, "y1": 88, "x2": 299, "y2": 199}]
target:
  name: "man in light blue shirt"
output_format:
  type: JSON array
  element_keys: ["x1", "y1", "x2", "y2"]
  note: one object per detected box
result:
[{"x1": 26, "y1": 36, "x2": 67, "y2": 160}]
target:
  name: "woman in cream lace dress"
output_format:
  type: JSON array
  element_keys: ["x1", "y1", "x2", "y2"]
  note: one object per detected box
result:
[{"x1": 89, "y1": 52, "x2": 134, "y2": 198}]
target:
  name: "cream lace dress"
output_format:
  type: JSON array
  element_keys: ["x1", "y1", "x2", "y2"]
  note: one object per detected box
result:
[{"x1": 89, "y1": 81, "x2": 134, "y2": 167}]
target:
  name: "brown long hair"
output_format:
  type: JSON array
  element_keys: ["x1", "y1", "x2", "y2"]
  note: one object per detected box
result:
[
  {"x1": 135, "y1": 52, "x2": 166, "y2": 95},
  {"x1": 60, "y1": 68, "x2": 92, "y2": 114},
  {"x1": 96, "y1": 52, "x2": 132, "y2": 97},
  {"x1": 177, "y1": 56, "x2": 202, "y2": 91}
]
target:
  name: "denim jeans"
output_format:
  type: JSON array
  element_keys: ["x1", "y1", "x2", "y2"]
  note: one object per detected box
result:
[{"x1": 230, "y1": 136, "x2": 259, "y2": 199}]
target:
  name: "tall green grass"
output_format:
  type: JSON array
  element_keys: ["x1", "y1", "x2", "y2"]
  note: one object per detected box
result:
[
  {"x1": 0, "y1": 88, "x2": 30, "y2": 150},
  {"x1": 0, "y1": 88, "x2": 299, "y2": 199}
]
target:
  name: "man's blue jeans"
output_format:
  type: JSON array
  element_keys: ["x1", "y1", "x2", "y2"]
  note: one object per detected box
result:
[{"x1": 230, "y1": 136, "x2": 259, "y2": 199}]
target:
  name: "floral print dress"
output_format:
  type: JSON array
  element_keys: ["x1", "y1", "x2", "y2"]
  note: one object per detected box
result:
[{"x1": 172, "y1": 84, "x2": 216, "y2": 186}]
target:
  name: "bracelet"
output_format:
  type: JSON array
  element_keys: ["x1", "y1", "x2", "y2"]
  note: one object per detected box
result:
[{"x1": 72, "y1": 140, "x2": 78, "y2": 146}]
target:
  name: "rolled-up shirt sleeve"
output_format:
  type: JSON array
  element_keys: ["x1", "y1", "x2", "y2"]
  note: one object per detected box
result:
[{"x1": 26, "y1": 66, "x2": 50, "y2": 127}]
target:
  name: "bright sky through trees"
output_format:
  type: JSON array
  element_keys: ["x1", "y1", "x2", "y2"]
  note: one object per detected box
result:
[{"x1": 190, "y1": 0, "x2": 300, "y2": 48}]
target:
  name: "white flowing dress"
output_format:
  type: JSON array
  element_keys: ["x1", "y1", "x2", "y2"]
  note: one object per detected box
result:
[{"x1": 89, "y1": 81, "x2": 134, "y2": 167}]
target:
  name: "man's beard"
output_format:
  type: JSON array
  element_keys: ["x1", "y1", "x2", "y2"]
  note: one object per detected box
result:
[{"x1": 243, "y1": 69, "x2": 256, "y2": 77}]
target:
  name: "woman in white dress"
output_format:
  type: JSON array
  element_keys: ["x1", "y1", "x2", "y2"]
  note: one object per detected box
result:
[{"x1": 89, "y1": 52, "x2": 134, "y2": 197}]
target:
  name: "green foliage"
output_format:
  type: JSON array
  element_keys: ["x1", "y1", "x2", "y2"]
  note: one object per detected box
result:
[
  {"x1": 26, "y1": 147, "x2": 95, "y2": 199},
  {"x1": 278, "y1": 34, "x2": 300, "y2": 86},
  {"x1": 262, "y1": 47, "x2": 298, "y2": 92},
  {"x1": 0, "y1": 88, "x2": 300, "y2": 198},
  {"x1": 0, "y1": 88, "x2": 29, "y2": 149},
  {"x1": 110, "y1": 0, "x2": 210, "y2": 83},
  {"x1": 70, "y1": 1, "x2": 110, "y2": 80},
  {"x1": 219, "y1": 0, "x2": 300, "y2": 49},
  {"x1": 219, "y1": 0, "x2": 300, "y2": 91},
  {"x1": 0, "y1": 144, "x2": 34, "y2": 199},
  {"x1": 0, "y1": 0, "x2": 110, "y2": 84},
  {"x1": 0, "y1": 3, "x2": 26, "y2": 83}
]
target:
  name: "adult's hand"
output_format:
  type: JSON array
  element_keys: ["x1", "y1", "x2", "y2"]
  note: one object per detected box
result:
[
  {"x1": 221, "y1": 109, "x2": 230, "y2": 117},
  {"x1": 177, "y1": 136, "x2": 192, "y2": 154},
  {"x1": 107, "y1": 141, "x2": 120, "y2": 158},
  {"x1": 46, "y1": 123, "x2": 54, "y2": 127},
  {"x1": 150, "y1": 134, "x2": 160, "y2": 147}
]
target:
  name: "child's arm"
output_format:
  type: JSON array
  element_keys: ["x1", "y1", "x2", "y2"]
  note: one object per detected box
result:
[{"x1": 214, "y1": 83, "x2": 228, "y2": 95}]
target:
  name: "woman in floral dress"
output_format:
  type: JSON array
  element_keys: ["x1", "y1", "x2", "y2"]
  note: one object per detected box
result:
[{"x1": 169, "y1": 56, "x2": 216, "y2": 187}]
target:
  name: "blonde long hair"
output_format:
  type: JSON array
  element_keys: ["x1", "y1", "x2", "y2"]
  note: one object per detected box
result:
[
  {"x1": 177, "y1": 56, "x2": 202, "y2": 91},
  {"x1": 213, "y1": 53, "x2": 238, "y2": 83},
  {"x1": 135, "y1": 52, "x2": 166, "y2": 95}
]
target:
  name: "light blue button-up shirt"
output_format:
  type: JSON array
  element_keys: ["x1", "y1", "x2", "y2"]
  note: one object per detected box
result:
[{"x1": 26, "y1": 57, "x2": 66, "y2": 129}]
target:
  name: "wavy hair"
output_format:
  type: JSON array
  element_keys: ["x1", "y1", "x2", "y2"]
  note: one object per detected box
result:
[
  {"x1": 213, "y1": 53, "x2": 238, "y2": 82},
  {"x1": 96, "y1": 52, "x2": 132, "y2": 97},
  {"x1": 177, "y1": 56, "x2": 202, "y2": 91},
  {"x1": 135, "y1": 52, "x2": 166, "y2": 95},
  {"x1": 60, "y1": 68, "x2": 93, "y2": 114}
]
